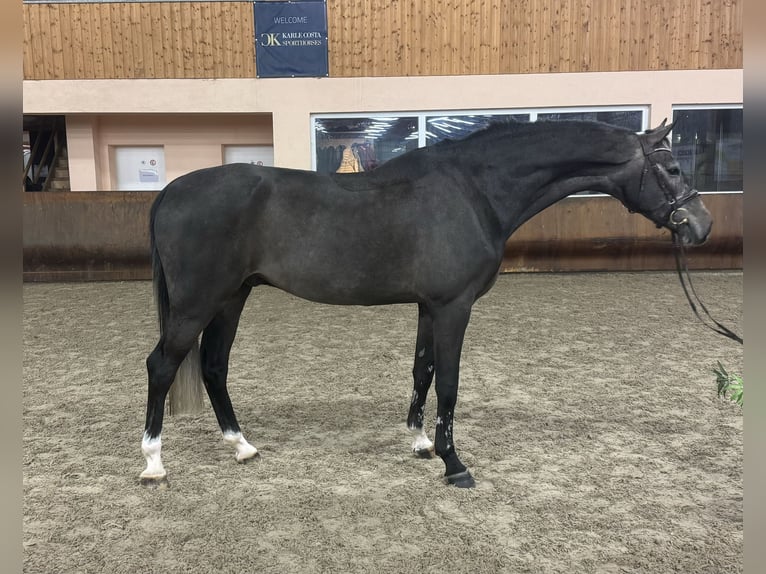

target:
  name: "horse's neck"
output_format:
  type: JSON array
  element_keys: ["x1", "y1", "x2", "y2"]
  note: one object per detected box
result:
[{"x1": 464, "y1": 137, "x2": 629, "y2": 237}]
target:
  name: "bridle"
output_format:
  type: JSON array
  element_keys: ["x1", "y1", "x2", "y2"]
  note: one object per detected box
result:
[
  {"x1": 633, "y1": 138, "x2": 700, "y2": 229},
  {"x1": 628, "y1": 136, "x2": 744, "y2": 345}
]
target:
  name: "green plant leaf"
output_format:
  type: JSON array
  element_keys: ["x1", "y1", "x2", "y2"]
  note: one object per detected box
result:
[{"x1": 713, "y1": 361, "x2": 743, "y2": 407}]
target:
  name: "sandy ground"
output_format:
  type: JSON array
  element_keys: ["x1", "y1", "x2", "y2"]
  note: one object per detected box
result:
[{"x1": 23, "y1": 271, "x2": 742, "y2": 574}]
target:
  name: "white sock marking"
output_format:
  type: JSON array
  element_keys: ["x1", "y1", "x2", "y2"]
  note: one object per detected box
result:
[
  {"x1": 223, "y1": 431, "x2": 259, "y2": 462},
  {"x1": 409, "y1": 427, "x2": 434, "y2": 453},
  {"x1": 140, "y1": 433, "x2": 166, "y2": 480}
]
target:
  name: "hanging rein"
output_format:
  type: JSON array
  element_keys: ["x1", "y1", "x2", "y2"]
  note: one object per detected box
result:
[{"x1": 632, "y1": 140, "x2": 743, "y2": 345}]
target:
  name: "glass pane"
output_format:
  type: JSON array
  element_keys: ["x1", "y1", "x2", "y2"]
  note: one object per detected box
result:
[
  {"x1": 537, "y1": 110, "x2": 644, "y2": 131},
  {"x1": 314, "y1": 117, "x2": 418, "y2": 174},
  {"x1": 426, "y1": 114, "x2": 530, "y2": 145},
  {"x1": 671, "y1": 108, "x2": 743, "y2": 192}
]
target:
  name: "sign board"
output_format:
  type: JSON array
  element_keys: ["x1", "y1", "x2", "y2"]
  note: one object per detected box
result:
[
  {"x1": 223, "y1": 145, "x2": 274, "y2": 167},
  {"x1": 113, "y1": 146, "x2": 165, "y2": 191},
  {"x1": 254, "y1": 1, "x2": 329, "y2": 78}
]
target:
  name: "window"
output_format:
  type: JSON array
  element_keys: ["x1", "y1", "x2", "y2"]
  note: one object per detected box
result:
[
  {"x1": 312, "y1": 107, "x2": 648, "y2": 173},
  {"x1": 671, "y1": 106, "x2": 743, "y2": 192},
  {"x1": 536, "y1": 110, "x2": 644, "y2": 132},
  {"x1": 425, "y1": 114, "x2": 530, "y2": 145},
  {"x1": 314, "y1": 116, "x2": 418, "y2": 174}
]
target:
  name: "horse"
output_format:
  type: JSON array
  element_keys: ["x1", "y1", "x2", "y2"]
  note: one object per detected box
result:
[{"x1": 140, "y1": 119, "x2": 712, "y2": 489}]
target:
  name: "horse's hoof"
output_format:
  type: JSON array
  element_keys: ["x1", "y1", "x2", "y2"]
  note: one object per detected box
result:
[
  {"x1": 139, "y1": 475, "x2": 169, "y2": 489},
  {"x1": 445, "y1": 470, "x2": 475, "y2": 488},
  {"x1": 413, "y1": 447, "x2": 435, "y2": 459},
  {"x1": 237, "y1": 451, "x2": 261, "y2": 464}
]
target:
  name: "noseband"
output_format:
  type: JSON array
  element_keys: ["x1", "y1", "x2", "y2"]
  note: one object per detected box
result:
[{"x1": 633, "y1": 139, "x2": 699, "y2": 229}]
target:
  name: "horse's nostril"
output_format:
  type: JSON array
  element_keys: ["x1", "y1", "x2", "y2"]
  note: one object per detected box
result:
[{"x1": 693, "y1": 223, "x2": 712, "y2": 245}]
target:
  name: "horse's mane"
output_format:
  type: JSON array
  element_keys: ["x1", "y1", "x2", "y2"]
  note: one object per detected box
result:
[
  {"x1": 442, "y1": 118, "x2": 635, "y2": 147},
  {"x1": 369, "y1": 119, "x2": 637, "y2": 183}
]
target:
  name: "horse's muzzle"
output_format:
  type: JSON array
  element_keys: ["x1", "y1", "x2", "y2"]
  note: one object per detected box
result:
[{"x1": 672, "y1": 197, "x2": 712, "y2": 245}]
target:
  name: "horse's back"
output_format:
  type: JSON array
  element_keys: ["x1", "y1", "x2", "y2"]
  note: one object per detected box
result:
[
  {"x1": 152, "y1": 162, "x2": 502, "y2": 306},
  {"x1": 152, "y1": 164, "x2": 411, "y2": 293}
]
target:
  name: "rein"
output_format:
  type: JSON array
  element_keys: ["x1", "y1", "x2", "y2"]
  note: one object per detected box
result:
[
  {"x1": 671, "y1": 233, "x2": 743, "y2": 344},
  {"x1": 638, "y1": 138, "x2": 743, "y2": 345}
]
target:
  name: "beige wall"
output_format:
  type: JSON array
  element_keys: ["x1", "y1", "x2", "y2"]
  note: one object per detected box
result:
[
  {"x1": 101, "y1": 114, "x2": 272, "y2": 190},
  {"x1": 63, "y1": 114, "x2": 272, "y2": 190},
  {"x1": 22, "y1": 70, "x2": 743, "y2": 190}
]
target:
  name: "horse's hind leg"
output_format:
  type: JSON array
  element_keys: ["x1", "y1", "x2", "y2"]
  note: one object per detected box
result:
[
  {"x1": 407, "y1": 304, "x2": 436, "y2": 458},
  {"x1": 200, "y1": 285, "x2": 259, "y2": 463},
  {"x1": 141, "y1": 317, "x2": 205, "y2": 487}
]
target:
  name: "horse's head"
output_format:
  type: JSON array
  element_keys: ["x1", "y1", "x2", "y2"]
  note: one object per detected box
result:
[{"x1": 621, "y1": 120, "x2": 712, "y2": 245}]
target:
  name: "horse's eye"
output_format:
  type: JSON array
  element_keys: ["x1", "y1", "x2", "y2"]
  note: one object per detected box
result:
[{"x1": 667, "y1": 166, "x2": 681, "y2": 176}]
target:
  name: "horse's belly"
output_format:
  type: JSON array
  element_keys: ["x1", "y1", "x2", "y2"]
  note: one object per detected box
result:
[{"x1": 255, "y1": 264, "x2": 417, "y2": 306}]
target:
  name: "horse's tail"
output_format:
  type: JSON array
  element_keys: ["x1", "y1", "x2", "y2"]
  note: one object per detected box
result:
[{"x1": 150, "y1": 189, "x2": 205, "y2": 415}]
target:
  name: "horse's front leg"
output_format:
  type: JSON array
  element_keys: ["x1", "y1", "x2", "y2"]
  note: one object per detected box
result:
[
  {"x1": 407, "y1": 303, "x2": 436, "y2": 458},
  {"x1": 431, "y1": 299, "x2": 475, "y2": 488}
]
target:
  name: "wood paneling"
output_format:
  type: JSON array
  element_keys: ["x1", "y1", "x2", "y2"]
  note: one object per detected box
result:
[
  {"x1": 326, "y1": 0, "x2": 742, "y2": 77},
  {"x1": 23, "y1": 191, "x2": 741, "y2": 282},
  {"x1": 23, "y1": 0, "x2": 742, "y2": 80},
  {"x1": 23, "y1": 2, "x2": 256, "y2": 79},
  {"x1": 501, "y1": 193, "x2": 742, "y2": 272}
]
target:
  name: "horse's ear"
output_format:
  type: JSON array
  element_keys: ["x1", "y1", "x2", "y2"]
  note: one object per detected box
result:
[{"x1": 645, "y1": 120, "x2": 674, "y2": 145}]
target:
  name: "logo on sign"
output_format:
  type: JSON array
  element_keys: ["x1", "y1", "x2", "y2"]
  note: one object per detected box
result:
[{"x1": 261, "y1": 33, "x2": 281, "y2": 47}]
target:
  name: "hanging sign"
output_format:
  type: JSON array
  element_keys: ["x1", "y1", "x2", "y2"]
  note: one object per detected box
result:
[{"x1": 254, "y1": 1, "x2": 329, "y2": 78}]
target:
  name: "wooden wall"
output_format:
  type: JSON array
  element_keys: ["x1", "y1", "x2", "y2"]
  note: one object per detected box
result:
[
  {"x1": 328, "y1": 0, "x2": 743, "y2": 76},
  {"x1": 502, "y1": 194, "x2": 742, "y2": 272},
  {"x1": 23, "y1": 191, "x2": 742, "y2": 282},
  {"x1": 23, "y1": 0, "x2": 743, "y2": 80},
  {"x1": 23, "y1": 2, "x2": 256, "y2": 79}
]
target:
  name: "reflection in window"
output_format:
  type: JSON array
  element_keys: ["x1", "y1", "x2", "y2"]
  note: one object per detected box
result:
[
  {"x1": 671, "y1": 108, "x2": 743, "y2": 192},
  {"x1": 536, "y1": 110, "x2": 644, "y2": 131},
  {"x1": 314, "y1": 117, "x2": 418, "y2": 174},
  {"x1": 312, "y1": 108, "x2": 648, "y2": 173},
  {"x1": 425, "y1": 114, "x2": 530, "y2": 145}
]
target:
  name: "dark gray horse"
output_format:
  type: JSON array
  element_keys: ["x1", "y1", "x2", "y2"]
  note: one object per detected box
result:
[{"x1": 140, "y1": 120, "x2": 711, "y2": 488}]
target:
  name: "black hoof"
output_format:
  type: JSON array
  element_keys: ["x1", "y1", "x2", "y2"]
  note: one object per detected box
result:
[
  {"x1": 139, "y1": 476, "x2": 169, "y2": 489},
  {"x1": 413, "y1": 447, "x2": 435, "y2": 459},
  {"x1": 445, "y1": 470, "x2": 475, "y2": 488},
  {"x1": 238, "y1": 452, "x2": 262, "y2": 464}
]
